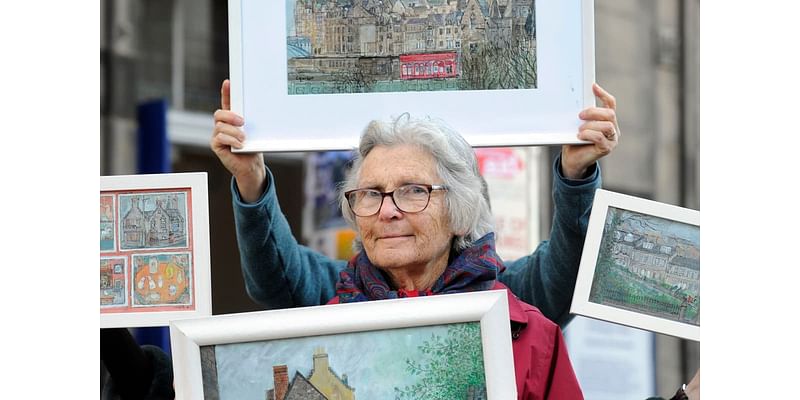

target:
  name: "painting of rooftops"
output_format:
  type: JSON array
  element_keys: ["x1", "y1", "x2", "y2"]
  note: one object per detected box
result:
[
  {"x1": 287, "y1": 0, "x2": 537, "y2": 95},
  {"x1": 201, "y1": 322, "x2": 486, "y2": 399},
  {"x1": 118, "y1": 192, "x2": 189, "y2": 250},
  {"x1": 589, "y1": 207, "x2": 700, "y2": 326}
]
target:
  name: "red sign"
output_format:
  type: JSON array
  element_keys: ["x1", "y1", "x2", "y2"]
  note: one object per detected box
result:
[
  {"x1": 399, "y1": 52, "x2": 458, "y2": 80},
  {"x1": 475, "y1": 148, "x2": 524, "y2": 178}
]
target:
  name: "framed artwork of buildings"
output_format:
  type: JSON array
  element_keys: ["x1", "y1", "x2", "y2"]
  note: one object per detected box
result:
[
  {"x1": 570, "y1": 189, "x2": 700, "y2": 341},
  {"x1": 170, "y1": 290, "x2": 516, "y2": 399},
  {"x1": 228, "y1": 0, "x2": 595, "y2": 152},
  {"x1": 100, "y1": 172, "x2": 212, "y2": 328}
]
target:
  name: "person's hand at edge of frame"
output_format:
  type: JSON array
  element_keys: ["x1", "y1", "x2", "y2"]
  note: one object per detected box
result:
[
  {"x1": 210, "y1": 79, "x2": 267, "y2": 203},
  {"x1": 685, "y1": 368, "x2": 699, "y2": 400},
  {"x1": 560, "y1": 82, "x2": 620, "y2": 179}
]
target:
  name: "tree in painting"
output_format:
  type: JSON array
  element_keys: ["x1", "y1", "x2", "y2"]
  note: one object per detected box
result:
[
  {"x1": 394, "y1": 323, "x2": 486, "y2": 400},
  {"x1": 460, "y1": 37, "x2": 537, "y2": 91}
]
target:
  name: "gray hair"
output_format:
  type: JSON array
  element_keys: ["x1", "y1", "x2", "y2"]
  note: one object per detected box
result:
[{"x1": 340, "y1": 114, "x2": 494, "y2": 252}]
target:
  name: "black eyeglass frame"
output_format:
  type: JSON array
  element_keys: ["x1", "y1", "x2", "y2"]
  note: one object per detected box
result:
[{"x1": 344, "y1": 184, "x2": 447, "y2": 217}]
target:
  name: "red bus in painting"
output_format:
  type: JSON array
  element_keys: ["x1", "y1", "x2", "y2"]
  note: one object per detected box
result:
[{"x1": 399, "y1": 52, "x2": 458, "y2": 80}]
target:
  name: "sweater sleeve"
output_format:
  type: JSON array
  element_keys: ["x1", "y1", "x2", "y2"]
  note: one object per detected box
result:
[
  {"x1": 498, "y1": 154, "x2": 600, "y2": 327},
  {"x1": 231, "y1": 167, "x2": 347, "y2": 309}
]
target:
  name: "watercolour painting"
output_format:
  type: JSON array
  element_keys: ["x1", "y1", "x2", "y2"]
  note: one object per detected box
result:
[
  {"x1": 100, "y1": 257, "x2": 128, "y2": 308},
  {"x1": 118, "y1": 192, "x2": 189, "y2": 250},
  {"x1": 100, "y1": 195, "x2": 116, "y2": 252},
  {"x1": 101, "y1": 172, "x2": 211, "y2": 328},
  {"x1": 228, "y1": 0, "x2": 595, "y2": 151},
  {"x1": 202, "y1": 322, "x2": 485, "y2": 400},
  {"x1": 170, "y1": 291, "x2": 516, "y2": 399},
  {"x1": 132, "y1": 252, "x2": 193, "y2": 307},
  {"x1": 286, "y1": 0, "x2": 538, "y2": 95},
  {"x1": 571, "y1": 189, "x2": 700, "y2": 341}
]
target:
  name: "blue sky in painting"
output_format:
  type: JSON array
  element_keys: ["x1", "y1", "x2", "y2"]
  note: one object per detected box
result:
[
  {"x1": 608, "y1": 207, "x2": 699, "y2": 246},
  {"x1": 214, "y1": 322, "x2": 480, "y2": 399},
  {"x1": 286, "y1": 1, "x2": 294, "y2": 35}
]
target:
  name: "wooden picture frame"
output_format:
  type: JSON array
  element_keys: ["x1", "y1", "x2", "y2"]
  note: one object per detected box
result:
[
  {"x1": 570, "y1": 189, "x2": 700, "y2": 341},
  {"x1": 100, "y1": 172, "x2": 212, "y2": 328},
  {"x1": 170, "y1": 290, "x2": 516, "y2": 399},
  {"x1": 228, "y1": 0, "x2": 596, "y2": 152}
]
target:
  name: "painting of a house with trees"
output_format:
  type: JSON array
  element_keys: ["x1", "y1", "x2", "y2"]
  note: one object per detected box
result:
[
  {"x1": 589, "y1": 207, "x2": 700, "y2": 326},
  {"x1": 201, "y1": 322, "x2": 486, "y2": 399}
]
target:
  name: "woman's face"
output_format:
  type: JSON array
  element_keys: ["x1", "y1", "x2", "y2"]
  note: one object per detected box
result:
[{"x1": 355, "y1": 144, "x2": 454, "y2": 274}]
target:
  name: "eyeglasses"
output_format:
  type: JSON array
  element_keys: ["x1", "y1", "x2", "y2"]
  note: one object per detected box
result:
[{"x1": 345, "y1": 184, "x2": 447, "y2": 217}]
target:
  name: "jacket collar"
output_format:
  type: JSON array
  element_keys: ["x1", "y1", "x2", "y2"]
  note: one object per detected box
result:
[{"x1": 493, "y1": 282, "x2": 528, "y2": 325}]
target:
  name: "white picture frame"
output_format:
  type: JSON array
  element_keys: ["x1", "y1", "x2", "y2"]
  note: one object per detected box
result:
[
  {"x1": 228, "y1": 0, "x2": 595, "y2": 152},
  {"x1": 100, "y1": 172, "x2": 212, "y2": 328},
  {"x1": 170, "y1": 290, "x2": 516, "y2": 399},
  {"x1": 571, "y1": 189, "x2": 700, "y2": 341}
]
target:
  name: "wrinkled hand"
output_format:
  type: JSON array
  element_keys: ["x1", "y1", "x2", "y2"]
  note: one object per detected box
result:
[
  {"x1": 560, "y1": 83, "x2": 620, "y2": 179},
  {"x1": 210, "y1": 79, "x2": 266, "y2": 203}
]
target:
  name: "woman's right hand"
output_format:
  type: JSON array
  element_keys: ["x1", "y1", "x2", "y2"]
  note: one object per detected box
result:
[{"x1": 210, "y1": 79, "x2": 267, "y2": 203}]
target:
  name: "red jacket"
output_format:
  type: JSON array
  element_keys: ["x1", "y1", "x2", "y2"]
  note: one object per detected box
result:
[
  {"x1": 501, "y1": 282, "x2": 584, "y2": 399},
  {"x1": 328, "y1": 282, "x2": 583, "y2": 399}
]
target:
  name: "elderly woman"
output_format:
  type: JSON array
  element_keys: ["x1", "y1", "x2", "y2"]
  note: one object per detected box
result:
[
  {"x1": 211, "y1": 80, "x2": 619, "y2": 331},
  {"x1": 324, "y1": 115, "x2": 584, "y2": 397}
]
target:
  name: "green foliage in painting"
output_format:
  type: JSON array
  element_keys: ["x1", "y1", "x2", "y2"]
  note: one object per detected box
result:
[{"x1": 394, "y1": 322, "x2": 486, "y2": 400}]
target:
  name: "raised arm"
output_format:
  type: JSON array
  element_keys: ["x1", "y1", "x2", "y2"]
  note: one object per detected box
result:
[
  {"x1": 498, "y1": 83, "x2": 620, "y2": 327},
  {"x1": 211, "y1": 79, "x2": 345, "y2": 308},
  {"x1": 231, "y1": 170, "x2": 345, "y2": 308}
]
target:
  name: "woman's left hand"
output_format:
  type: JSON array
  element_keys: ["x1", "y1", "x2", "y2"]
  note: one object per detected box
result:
[{"x1": 560, "y1": 83, "x2": 620, "y2": 179}]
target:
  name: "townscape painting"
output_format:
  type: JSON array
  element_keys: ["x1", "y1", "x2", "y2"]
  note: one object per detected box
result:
[
  {"x1": 101, "y1": 172, "x2": 211, "y2": 328},
  {"x1": 286, "y1": 0, "x2": 538, "y2": 95},
  {"x1": 589, "y1": 207, "x2": 699, "y2": 325},
  {"x1": 571, "y1": 189, "x2": 700, "y2": 341},
  {"x1": 228, "y1": 0, "x2": 595, "y2": 151},
  {"x1": 203, "y1": 323, "x2": 485, "y2": 399},
  {"x1": 118, "y1": 192, "x2": 189, "y2": 250},
  {"x1": 171, "y1": 291, "x2": 517, "y2": 399}
]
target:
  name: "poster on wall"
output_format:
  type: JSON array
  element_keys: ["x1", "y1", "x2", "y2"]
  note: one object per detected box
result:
[
  {"x1": 302, "y1": 151, "x2": 358, "y2": 261},
  {"x1": 228, "y1": 0, "x2": 595, "y2": 152},
  {"x1": 565, "y1": 316, "x2": 656, "y2": 400},
  {"x1": 100, "y1": 172, "x2": 212, "y2": 328},
  {"x1": 570, "y1": 189, "x2": 700, "y2": 341},
  {"x1": 476, "y1": 147, "x2": 541, "y2": 260}
]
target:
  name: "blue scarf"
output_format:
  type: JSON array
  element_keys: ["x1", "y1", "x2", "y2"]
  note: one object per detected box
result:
[{"x1": 335, "y1": 233, "x2": 504, "y2": 303}]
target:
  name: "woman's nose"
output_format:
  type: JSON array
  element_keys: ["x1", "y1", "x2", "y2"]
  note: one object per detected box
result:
[{"x1": 377, "y1": 193, "x2": 402, "y2": 220}]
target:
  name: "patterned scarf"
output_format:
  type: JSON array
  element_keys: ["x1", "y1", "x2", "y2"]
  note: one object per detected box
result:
[{"x1": 336, "y1": 233, "x2": 504, "y2": 303}]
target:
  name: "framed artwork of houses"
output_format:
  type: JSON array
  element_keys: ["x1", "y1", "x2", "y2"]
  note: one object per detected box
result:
[
  {"x1": 100, "y1": 172, "x2": 212, "y2": 328},
  {"x1": 228, "y1": 0, "x2": 595, "y2": 152},
  {"x1": 170, "y1": 290, "x2": 516, "y2": 399},
  {"x1": 570, "y1": 189, "x2": 700, "y2": 341}
]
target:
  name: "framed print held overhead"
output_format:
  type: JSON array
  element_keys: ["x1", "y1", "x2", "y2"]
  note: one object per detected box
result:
[
  {"x1": 170, "y1": 290, "x2": 516, "y2": 399},
  {"x1": 570, "y1": 189, "x2": 700, "y2": 341},
  {"x1": 228, "y1": 0, "x2": 595, "y2": 152},
  {"x1": 100, "y1": 172, "x2": 212, "y2": 328}
]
